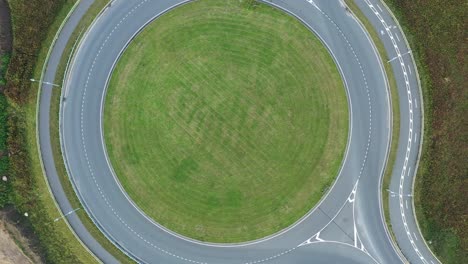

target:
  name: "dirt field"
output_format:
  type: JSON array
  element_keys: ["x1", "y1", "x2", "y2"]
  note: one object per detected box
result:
[
  {"x1": 0, "y1": 208, "x2": 43, "y2": 264},
  {"x1": 0, "y1": 220, "x2": 32, "y2": 264}
]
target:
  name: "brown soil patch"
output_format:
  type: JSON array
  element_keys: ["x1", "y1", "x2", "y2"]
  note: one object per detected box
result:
[
  {"x1": 0, "y1": 220, "x2": 32, "y2": 264},
  {"x1": 0, "y1": 208, "x2": 43, "y2": 264}
]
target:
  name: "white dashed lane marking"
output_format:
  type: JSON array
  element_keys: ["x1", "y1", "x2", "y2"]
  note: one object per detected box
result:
[
  {"x1": 364, "y1": 0, "x2": 429, "y2": 263},
  {"x1": 79, "y1": 1, "x2": 210, "y2": 263},
  {"x1": 74, "y1": 0, "x2": 396, "y2": 263},
  {"x1": 395, "y1": 32, "x2": 400, "y2": 42}
]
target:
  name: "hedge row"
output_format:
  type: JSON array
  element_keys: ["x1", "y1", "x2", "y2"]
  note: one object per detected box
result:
[{"x1": 5, "y1": 0, "x2": 66, "y2": 103}]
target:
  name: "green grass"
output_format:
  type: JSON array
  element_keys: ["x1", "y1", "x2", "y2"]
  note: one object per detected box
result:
[
  {"x1": 344, "y1": 0, "x2": 401, "y2": 246},
  {"x1": 104, "y1": 0, "x2": 348, "y2": 243}
]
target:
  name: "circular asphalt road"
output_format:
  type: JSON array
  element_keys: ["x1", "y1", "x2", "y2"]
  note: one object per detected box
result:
[{"x1": 45, "y1": 0, "x2": 439, "y2": 263}]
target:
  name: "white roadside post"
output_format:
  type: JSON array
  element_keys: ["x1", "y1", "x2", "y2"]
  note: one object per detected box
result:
[
  {"x1": 30, "y1": 78, "x2": 60, "y2": 87},
  {"x1": 53, "y1": 208, "x2": 81, "y2": 223}
]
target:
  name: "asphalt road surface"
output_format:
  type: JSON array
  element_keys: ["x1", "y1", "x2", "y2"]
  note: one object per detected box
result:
[
  {"x1": 353, "y1": 1, "x2": 440, "y2": 263},
  {"x1": 36, "y1": 0, "x2": 440, "y2": 263}
]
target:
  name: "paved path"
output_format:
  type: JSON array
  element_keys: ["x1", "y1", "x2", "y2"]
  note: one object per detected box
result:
[
  {"x1": 354, "y1": 1, "x2": 440, "y2": 263},
  {"x1": 37, "y1": 0, "x2": 117, "y2": 262},
  {"x1": 37, "y1": 0, "x2": 440, "y2": 263}
]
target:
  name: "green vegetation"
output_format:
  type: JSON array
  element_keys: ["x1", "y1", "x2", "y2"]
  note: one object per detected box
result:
[
  {"x1": 105, "y1": 0, "x2": 348, "y2": 242},
  {"x1": 0, "y1": 93, "x2": 10, "y2": 207},
  {"x1": 383, "y1": 1, "x2": 467, "y2": 263},
  {"x1": 0, "y1": 0, "x2": 12, "y2": 207},
  {"x1": 343, "y1": 0, "x2": 401, "y2": 245},
  {"x1": 0, "y1": 53, "x2": 9, "y2": 85},
  {"x1": 0, "y1": 16, "x2": 10, "y2": 205},
  {"x1": 4, "y1": 0, "x2": 97, "y2": 262}
]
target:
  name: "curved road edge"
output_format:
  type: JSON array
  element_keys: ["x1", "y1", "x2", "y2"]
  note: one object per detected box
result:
[
  {"x1": 36, "y1": 0, "x2": 117, "y2": 262},
  {"x1": 377, "y1": 2, "x2": 441, "y2": 263},
  {"x1": 37, "y1": 0, "x2": 439, "y2": 263},
  {"x1": 353, "y1": 0, "x2": 440, "y2": 263},
  {"x1": 339, "y1": 1, "x2": 406, "y2": 261},
  {"x1": 378, "y1": 1, "x2": 441, "y2": 262},
  {"x1": 61, "y1": 0, "x2": 395, "y2": 263}
]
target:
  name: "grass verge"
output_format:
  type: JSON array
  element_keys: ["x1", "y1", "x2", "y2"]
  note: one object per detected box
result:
[
  {"x1": 343, "y1": 0, "x2": 401, "y2": 242},
  {"x1": 105, "y1": 0, "x2": 348, "y2": 243}
]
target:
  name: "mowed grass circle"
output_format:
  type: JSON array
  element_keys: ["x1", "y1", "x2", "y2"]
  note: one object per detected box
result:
[{"x1": 104, "y1": 0, "x2": 348, "y2": 242}]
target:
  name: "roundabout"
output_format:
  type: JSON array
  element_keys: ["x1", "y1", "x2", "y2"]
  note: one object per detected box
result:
[
  {"x1": 103, "y1": 0, "x2": 348, "y2": 243},
  {"x1": 62, "y1": 0, "x2": 392, "y2": 262},
  {"x1": 61, "y1": 0, "x2": 392, "y2": 262},
  {"x1": 36, "y1": 0, "x2": 438, "y2": 263}
]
